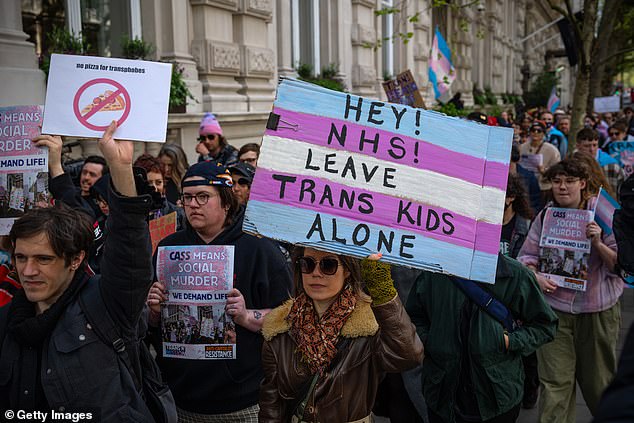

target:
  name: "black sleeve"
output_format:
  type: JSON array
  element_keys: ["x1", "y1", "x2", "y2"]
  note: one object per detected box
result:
[
  {"x1": 98, "y1": 184, "x2": 153, "y2": 335},
  {"x1": 253, "y1": 241, "x2": 293, "y2": 309}
]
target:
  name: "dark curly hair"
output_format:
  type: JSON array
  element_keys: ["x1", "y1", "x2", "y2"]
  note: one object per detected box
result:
[
  {"x1": 10, "y1": 202, "x2": 93, "y2": 267},
  {"x1": 506, "y1": 174, "x2": 533, "y2": 220}
]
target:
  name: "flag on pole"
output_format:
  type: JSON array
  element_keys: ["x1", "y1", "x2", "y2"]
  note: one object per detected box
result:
[
  {"x1": 428, "y1": 28, "x2": 456, "y2": 100},
  {"x1": 594, "y1": 187, "x2": 620, "y2": 235},
  {"x1": 547, "y1": 86, "x2": 560, "y2": 113}
]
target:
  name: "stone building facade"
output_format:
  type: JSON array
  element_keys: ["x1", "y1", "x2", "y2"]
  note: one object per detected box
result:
[{"x1": 0, "y1": 0, "x2": 573, "y2": 163}]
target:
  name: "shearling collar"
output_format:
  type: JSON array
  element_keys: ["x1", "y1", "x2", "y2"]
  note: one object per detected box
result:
[{"x1": 261, "y1": 297, "x2": 379, "y2": 341}]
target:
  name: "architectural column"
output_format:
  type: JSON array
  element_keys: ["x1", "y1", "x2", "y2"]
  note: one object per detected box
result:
[
  {"x1": 190, "y1": 0, "x2": 247, "y2": 112},
  {"x1": 140, "y1": 0, "x2": 202, "y2": 114},
  {"x1": 350, "y1": 0, "x2": 378, "y2": 97},
  {"x1": 513, "y1": 0, "x2": 526, "y2": 95},
  {"x1": 233, "y1": 0, "x2": 276, "y2": 112},
  {"x1": 0, "y1": 0, "x2": 46, "y2": 107},
  {"x1": 276, "y1": 0, "x2": 296, "y2": 78},
  {"x1": 335, "y1": 0, "x2": 352, "y2": 90},
  {"x1": 489, "y1": 0, "x2": 504, "y2": 95},
  {"x1": 450, "y1": 9, "x2": 474, "y2": 105},
  {"x1": 410, "y1": 0, "x2": 433, "y2": 106}
]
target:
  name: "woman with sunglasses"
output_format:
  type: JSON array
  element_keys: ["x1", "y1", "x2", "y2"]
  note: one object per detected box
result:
[
  {"x1": 259, "y1": 248, "x2": 424, "y2": 423},
  {"x1": 518, "y1": 120, "x2": 561, "y2": 202},
  {"x1": 195, "y1": 113, "x2": 238, "y2": 166}
]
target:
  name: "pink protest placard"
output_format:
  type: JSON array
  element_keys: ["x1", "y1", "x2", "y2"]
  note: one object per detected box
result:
[
  {"x1": 156, "y1": 245, "x2": 235, "y2": 360},
  {"x1": 538, "y1": 207, "x2": 593, "y2": 291},
  {"x1": 0, "y1": 105, "x2": 48, "y2": 235}
]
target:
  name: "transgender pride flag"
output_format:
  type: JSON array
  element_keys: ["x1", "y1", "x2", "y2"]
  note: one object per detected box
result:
[
  {"x1": 547, "y1": 86, "x2": 560, "y2": 113},
  {"x1": 429, "y1": 28, "x2": 456, "y2": 99},
  {"x1": 594, "y1": 187, "x2": 620, "y2": 236}
]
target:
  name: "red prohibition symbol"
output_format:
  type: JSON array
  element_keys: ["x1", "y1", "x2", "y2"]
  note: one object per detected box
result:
[{"x1": 73, "y1": 78, "x2": 131, "y2": 131}]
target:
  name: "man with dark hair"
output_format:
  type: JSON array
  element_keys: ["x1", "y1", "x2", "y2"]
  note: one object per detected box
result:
[
  {"x1": 80, "y1": 155, "x2": 108, "y2": 197},
  {"x1": 576, "y1": 127, "x2": 625, "y2": 195},
  {"x1": 146, "y1": 160, "x2": 292, "y2": 421},
  {"x1": 0, "y1": 122, "x2": 158, "y2": 420},
  {"x1": 541, "y1": 111, "x2": 568, "y2": 158}
]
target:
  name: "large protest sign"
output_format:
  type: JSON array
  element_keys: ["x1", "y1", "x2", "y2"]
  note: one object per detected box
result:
[
  {"x1": 609, "y1": 141, "x2": 634, "y2": 178},
  {"x1": 149, "y1": 212, "x2": 178, "y2": 254},
  {"x1": 0, "y1": 105, "x2": 48, "y2": 235},
  {"x1": 42, "y1": 54, "x2": 171, "y2": 142},
  {"x1": 593, "y1": 96, "x2": 621, "y2": 113},
  {"x1": 538, "y1": 207, "x2": 593, "y2": 291},
  {"x1": 382, "y1": 70, "x2": 426, "y2": 108},
  {"x1": 244, "y1": 78, "x2": 513, "y2": 283},
  {"x1": 156, "y1": 246, "x2": 235, "y2": 360}
]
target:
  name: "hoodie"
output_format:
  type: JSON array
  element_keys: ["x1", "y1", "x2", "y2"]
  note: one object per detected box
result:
[{"x1": 151, "y1": 207, "x2": 293, "y2": 414}]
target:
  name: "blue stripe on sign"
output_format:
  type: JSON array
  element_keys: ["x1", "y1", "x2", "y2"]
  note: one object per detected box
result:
[
  {"x1": 275, "y1": 78, "x2": 513, "y2": 162},
  {"x1": 243, "y1": 200, "x2": 498, "y2": 283},
  {"x1": 470, "y1": 250, "x2": 500, "y2": 283}
]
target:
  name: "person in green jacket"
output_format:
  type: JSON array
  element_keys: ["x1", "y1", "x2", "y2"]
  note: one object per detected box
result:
[{"x1": 406, "y1": 254, "x2": 558, "y2": 423}]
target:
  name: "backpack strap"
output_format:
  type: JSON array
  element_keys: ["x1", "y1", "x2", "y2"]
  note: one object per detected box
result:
[
  {"x1": 450, "y1": 276, "x2": 519, "y2": 333},
  {"x1": 78, "y1": 278, "x2": 143, "y2": 393}
]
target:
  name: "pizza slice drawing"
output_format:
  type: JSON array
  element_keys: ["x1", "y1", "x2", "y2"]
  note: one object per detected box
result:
[{"x1": 81, "y1": 90, "x2": 125, "y2": 115}]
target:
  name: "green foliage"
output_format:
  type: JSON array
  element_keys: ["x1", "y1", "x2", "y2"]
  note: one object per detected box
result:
[
  {"x1": 296, "y1": 63, "x2": 313, "y2": 79},
  {"x1": 433, "y1": 102, "x2": 471, "y2": 117},
  {"x1": 169, "y1": 63, "x2": 195, "y2": 108},
  {"x1": 523, "y1": 69, "x2": 559, "y2": 108},
  {"x1": 120, "y1": 36, "x2": 154, "y2": 60},
  {"x1": 40, "y1": 26, "x2": 89, "y2": 76},
  {"x1": 383, "y1": 70, "x2": 393, "y2": 81},
  {"x1": 484, "y1": 87, "x2": 497, "y2": 105},
  {"x1": 295, "y1": 63, "x2": 346, "y2": 92},
  {"x1": 489, "y1": 104, "x2": 502, "y2": 116},
  {"x1": 472, "y1": 86, "x2": 486, "y2": 106}
]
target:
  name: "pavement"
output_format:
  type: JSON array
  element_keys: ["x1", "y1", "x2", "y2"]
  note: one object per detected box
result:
[{"x1": 376, "y1": 288, "x2": 634, "y2": 423}]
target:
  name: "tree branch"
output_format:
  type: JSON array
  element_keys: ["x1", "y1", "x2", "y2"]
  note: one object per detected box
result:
[{"x1": 596, "y1": 47, "x2": 634, "y2": 67}]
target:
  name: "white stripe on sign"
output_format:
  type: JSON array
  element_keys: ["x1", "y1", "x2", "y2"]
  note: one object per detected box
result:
[{"x1": 258, "y1": 135, "x2": 505, "y2": 224}]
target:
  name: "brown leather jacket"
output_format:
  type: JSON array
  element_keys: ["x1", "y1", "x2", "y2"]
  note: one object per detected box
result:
[{"x1": 259, "y1": 295, "x2": 424, "y2": 422}]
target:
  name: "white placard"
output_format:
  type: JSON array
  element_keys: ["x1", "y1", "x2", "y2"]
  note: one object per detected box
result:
[
  {"x1": 42, "y1": 54, "x2": 172, "y2": 142},
  {"x1": 593, "y1": 96, "x2": 621, "y2": 113}
]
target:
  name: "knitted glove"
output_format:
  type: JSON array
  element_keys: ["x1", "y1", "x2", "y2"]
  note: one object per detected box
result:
[{"x1": 360, "y1": 259, "x2": 396, "y2": 305}]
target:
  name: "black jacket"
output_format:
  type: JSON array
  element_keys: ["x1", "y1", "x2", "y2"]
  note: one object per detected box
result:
[
  {"x1": 0, "y1": 186, "x2": 154, "y2": 421},
  {"x1": 197, "y1": 143, "x2": 238, "y2": 167},
  {"x1": 151, "y1": 207, "x2": 293, "y2": 414}
]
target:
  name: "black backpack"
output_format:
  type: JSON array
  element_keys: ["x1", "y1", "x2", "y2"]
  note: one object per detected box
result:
[{"x1": 79, "y1": 278, "x2": 177, "y2": 423}]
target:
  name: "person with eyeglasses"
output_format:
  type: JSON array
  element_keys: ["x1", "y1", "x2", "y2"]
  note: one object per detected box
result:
[
  {"x1": 540, "y1": 111, "x2": 568, "y2": 158},
  {"x1": 258, "y1": 248, "x2": 423, "y2": 423},
  {"x1": 238, "y1": 143, "x2": 260, "y2": 168},
  {"x1": 146, "y1": 160, "x2": 292, "y2": 422},
  {"x1": 228, "y1": 161, "x2": 256, "y2": 206},
  {"x1": 602, "y1": 120, "x2": 633, "y2": 153},
  {"x1": 195, "y1": 113, "x2": 238, "y2": 167},
  {"x1": 519, "y1": 121, "x2": 561, "y2": 202},
  {"x1": 518, "y1": 159, "x2": 622, "y2": 423}
]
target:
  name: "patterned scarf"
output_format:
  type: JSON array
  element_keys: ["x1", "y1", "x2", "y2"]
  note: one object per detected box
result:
[{"x1": 287, "y1": 285, "x2": 357, "y2": 374}]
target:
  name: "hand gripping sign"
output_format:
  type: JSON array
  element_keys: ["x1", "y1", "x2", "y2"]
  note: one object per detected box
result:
[
  {"x1": 243, "y1": 78, "x2": 514, "y2": 283},
  {"x1": 42, "y1": 54, "x2": 171, "y2": 142}
]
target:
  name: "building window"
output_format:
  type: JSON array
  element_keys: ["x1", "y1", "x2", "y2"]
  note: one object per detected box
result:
[
  {"x1": 22, "y1": 0, "x2": 140, "y2": 62},
  {"x1": 292, "y1": 0, "x2": 320, "y2": 73},
  {"x1": 381, "y1": 0, "x2": 394, "y2": 79}
]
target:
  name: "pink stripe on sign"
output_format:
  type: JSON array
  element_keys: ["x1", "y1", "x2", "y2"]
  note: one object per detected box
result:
[
  {"x1": 267, "y1": 107, "x2": 508, "y2": 190},
  {"x1": 250, "y1": 168, "x2": 502, "y2": 255}
]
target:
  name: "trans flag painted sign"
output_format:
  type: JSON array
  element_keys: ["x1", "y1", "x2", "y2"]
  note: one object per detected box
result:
[{"x1": 243, "y1": 78, "x2": 513, "y2": 283}]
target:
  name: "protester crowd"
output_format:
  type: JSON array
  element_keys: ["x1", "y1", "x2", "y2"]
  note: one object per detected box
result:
[{"x1": 0, "y1": 96, "x2": 633, "y2": 423}]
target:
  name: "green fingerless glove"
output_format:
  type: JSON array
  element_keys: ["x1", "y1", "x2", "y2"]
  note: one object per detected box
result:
[{"x1": 361, "y1": 259, "x2": 397, "y2": 305}]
